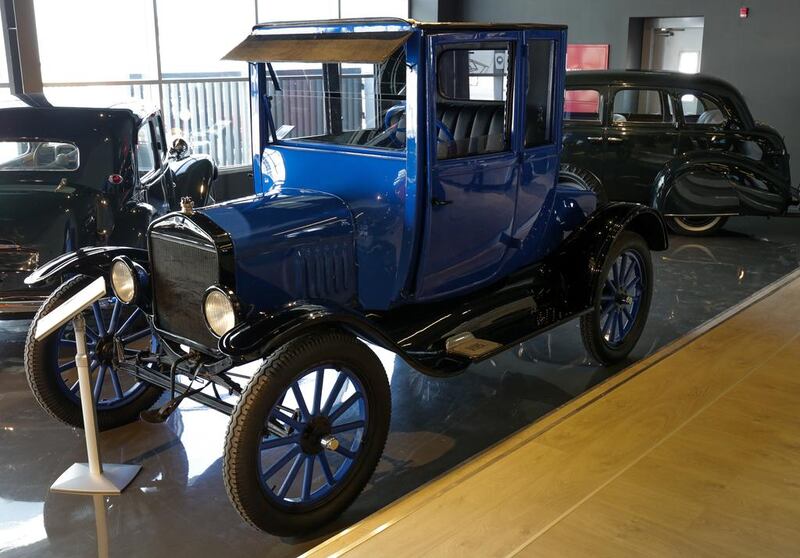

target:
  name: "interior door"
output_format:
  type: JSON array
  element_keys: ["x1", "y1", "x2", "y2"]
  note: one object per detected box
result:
[
  {"x1": 415, "y1": 32, "x2": 520, "y2": 301},
  {"x1": 604, "y1": 87, "x2": 678, "y2": 203}
]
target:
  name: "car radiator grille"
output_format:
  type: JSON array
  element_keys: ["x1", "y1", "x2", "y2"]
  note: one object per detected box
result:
[{"x1": 150, "y1": 230, "x2": 220, "y2": 350}]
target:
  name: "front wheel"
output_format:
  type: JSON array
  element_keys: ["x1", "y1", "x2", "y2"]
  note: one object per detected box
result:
[
  {"x1": 25, "y1": 275, "x2": 163, "y2": 431},
  {"x1": 223, "y1": 330, "x2": 391, "y2": 536},
  {"x1": 580, "y1": 231, "x2": 653, "y2": 365},
  {"x1": 667, "y1": 215, "x2": 728, "y2": 236}
]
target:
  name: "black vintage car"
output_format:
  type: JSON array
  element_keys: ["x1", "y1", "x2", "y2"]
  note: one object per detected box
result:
[
  {"x1": 562, "y1": 70, "x2": 796, "y2": 235},
  {"x1": 0, "y1": 98, "x2": 218, "y2": 314}
]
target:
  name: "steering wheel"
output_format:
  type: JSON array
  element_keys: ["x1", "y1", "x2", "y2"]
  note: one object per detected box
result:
[{"x1": 383, "y1": 102, "x2": 456, "y2": 149}]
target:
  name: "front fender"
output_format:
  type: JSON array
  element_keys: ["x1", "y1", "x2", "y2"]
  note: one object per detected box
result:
[
  {"x1": 169, "y1": 154, "x2": 217, "y2": 206},
  {"x1": 24, "y1": 246, "x2": 149, "y2": 286},
  {"x1": 552, "y1": 202, "x2": 667, "y2": 309},
  {"x1": 652, "y1": 152, "x2": 790, "y2": 216}
]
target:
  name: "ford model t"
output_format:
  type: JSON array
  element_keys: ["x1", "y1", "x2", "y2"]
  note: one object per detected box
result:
[{"x1": 24, "y1": 19, "x2": 667, "y2": 535}]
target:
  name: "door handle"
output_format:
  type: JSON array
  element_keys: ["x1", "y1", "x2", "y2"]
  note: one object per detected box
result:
[
  {"x1": 607, "y1": 137, "x2": 625, "y2": 143},
  {"x1": 431, "y1": 198, "x2": 453, "y2": 207},
  {"x1": 587, "y1": 136, "x2": 604, "y2": 144}
]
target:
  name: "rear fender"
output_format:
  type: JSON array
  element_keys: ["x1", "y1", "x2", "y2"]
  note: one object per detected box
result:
[
  {"x1": 552, "y1": 202, "x2": 667, "y2": 309},
  {"x1": 25, "y1": 246, "x2": 149, "y2": 286},
  {"x1": 652, "y1": 153, "x2": 790, "y2": 216}
]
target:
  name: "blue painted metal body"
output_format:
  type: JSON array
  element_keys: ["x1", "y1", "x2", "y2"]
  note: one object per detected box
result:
[{"x1": 200, "y1": 21, "x2": 591, "y2": 314}]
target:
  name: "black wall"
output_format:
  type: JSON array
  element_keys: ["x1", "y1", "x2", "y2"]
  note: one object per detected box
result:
[{"x1": 454, "y1": 0, "x2": 800, "y2": 183}]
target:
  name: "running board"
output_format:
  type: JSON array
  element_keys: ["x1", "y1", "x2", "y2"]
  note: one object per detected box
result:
[{"x1": 446, "y1": 333, "x2": 502, "y2": 359}]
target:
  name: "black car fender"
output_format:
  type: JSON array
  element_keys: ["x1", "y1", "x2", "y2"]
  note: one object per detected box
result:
[
  {"x1": 551, "y1": 202, "x2": 668, "y2": 309},
  {"x1": 25, "y1": 246, "x2": 149, "y2": 286},
  {"x1": 169, "y1": 154, "x2": 218, "y2": 206},
  {"x1": 652, "y1": 152, "x2": 791, "y2": 216}
]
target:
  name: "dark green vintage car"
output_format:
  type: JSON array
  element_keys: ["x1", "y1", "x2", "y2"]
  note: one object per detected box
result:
[{"x1": 562, "y1": 70, "x2": 795, "y2": 235}]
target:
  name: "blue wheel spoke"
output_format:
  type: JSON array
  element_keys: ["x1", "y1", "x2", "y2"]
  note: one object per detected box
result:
[
  {"x1": 260, "y1": 434, "x2": 300, "y2": 451},
  {"x1": 58, "y1": 361, "x2": 76, "y2": 374},
  {"x1": 69, "y1": 380, "x2": 80, "y2": 394},
  {"x1": 616, "y1": 311, "x2": 625, "y2": 341},
  {"x1": 602, "y1": 309, "x2": 615, "y2": 337},
  {"x1": 335, "y1": 445, "x2": 356, "y2": 460},
  {"x1": 116, "y1": 308, "x2": 142, "y2": 336},
  {"x1": 91, "y1": 303, "x2": 106, "y2": 337},
  {"x1": 622, "y1": 306, "x2": 634, "y2": 322},
  {"x1": 108, "y1": 300, "x2": 122, "y2": 334},
  {"x1": 271, "y1": 410, "x2": 303, "y2": 432},
  {"x1": 624, "y1": 276, "x2": 641, "y2": 291},
  {"x1": 263, "y1": 445, "x2": 301, "y2": 482},
  {"x1": 84, "y1": 327, "x2": 99, "y2": 341},
  {"x1": 301, "y1": 455, "x2": 315, "y2": 500},
  {"x1": 109, "y1": 368, "x2": 124, "y2": 399},
  {"x1": 276, "y1": 452, "x2": 304, "y2": 499},
  {"x1": 600, "y1": 301, "x2": 615, "y2": 316},
  {"x1": 121, "y1": 328, "x2": 151, "y2": 345},
  {"x1": 93, "y1": 365, "x2": 107, "y2": 402},
  {"x1": 328, "y1": 391, "x2": 362, "y2": 424},
  {"x1": 291, "y1": 383, "x2": 311, "y2": 421},
  {"x1": 59, "y1": 338, "x2": 76, "y2": 347},
  {"x1": 312, "y1": 369, "x2": 324, "y2": 415},
  {"x1": 318, "y1": 452, "x2": 336, "y2": 486},
  {"x1": 330, "y1": 420, "x2": 365, "y2": 435},
  {"x1": 321, "y1": 372, "x2": 347, "y2": 416}
]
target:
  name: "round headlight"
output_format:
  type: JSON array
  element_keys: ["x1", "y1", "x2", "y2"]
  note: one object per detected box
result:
[
  {"x1": 110, "y1": 258, "x2": 137, "y2": 304},
  {"x1": 203, "y1": 287, "x2": 237, "y2": 337}
]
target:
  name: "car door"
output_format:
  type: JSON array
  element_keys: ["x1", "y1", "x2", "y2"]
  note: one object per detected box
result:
[
  {"x1": 415, "y1": 31, "x2": 520, "y2": 300},
  {"x1": 561, "y1": 85, "x2": 607, "y2": 184},
  {"x1": 604, "y1": 87, "x2": 678, "y2": 203}
]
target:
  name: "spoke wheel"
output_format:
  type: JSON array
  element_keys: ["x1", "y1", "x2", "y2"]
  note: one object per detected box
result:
[
  {"x1": 224, "y1": 330, "x2": 390, "y2": 536},
  {"x1": 25, "y1": 275, "x2": 163, "y2": 430},
  {"x1": 581, "y1": 232, "x2": 653, "y2": 365}
]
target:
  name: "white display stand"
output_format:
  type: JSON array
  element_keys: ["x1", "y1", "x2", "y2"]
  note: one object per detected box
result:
[{"x1": 34, "y1": 277, "x2": 142, "y2": 494}]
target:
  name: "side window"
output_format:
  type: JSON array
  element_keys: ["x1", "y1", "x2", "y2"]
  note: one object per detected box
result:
[
  {"x1": 564, "y1": 89, "x2": 601, "y2": 122},
  {"x1": 136, "y1": 123, "x2": 156, "y2": 177},
  {"x1": 436, "y1": 44, "x2": 511, "y2": 159},
  {"x1": 525, "y1": 39, "x2": 555, "y2": 148},
  {"x1": 612, "y1": 89, "x2": 672, "y2": 124},
  {"x1": 680, "y1": 93, "x2": 728, "y2": 127}
]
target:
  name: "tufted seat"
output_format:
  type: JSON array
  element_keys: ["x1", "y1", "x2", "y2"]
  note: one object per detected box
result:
[{"x1": 436, "y1": 102, "x2": 506, "y2": 159}]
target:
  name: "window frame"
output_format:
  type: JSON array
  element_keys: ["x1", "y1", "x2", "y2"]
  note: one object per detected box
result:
[
  {"x1": 431, "y1": 37, "x2": 517, "y2": 162},
  {"x1": 563, "y1": 87, "x2": 604, "y2": 124},
  {"x1": 135, "y1": 119, "x2": 160, "y2": 179},
  {"x1": 610, "y1": 87, "x2": 675, "y2": 127},
  {"x1": 523, "y1": 38, "x2": 557, "y2": 149}
]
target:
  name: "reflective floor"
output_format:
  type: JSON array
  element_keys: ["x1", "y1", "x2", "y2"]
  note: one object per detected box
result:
[{"x1": 2, "y1": 217, "x2": 800, "y2": 558}]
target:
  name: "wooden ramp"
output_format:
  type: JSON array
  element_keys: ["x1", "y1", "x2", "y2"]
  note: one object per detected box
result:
[{"x1": 304, "y1": 270, "x2": 800, "y2": 557}]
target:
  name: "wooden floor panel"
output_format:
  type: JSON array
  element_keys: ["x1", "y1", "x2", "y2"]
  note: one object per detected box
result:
[{"x1": 305, "y1": 274, "x2": 800, "y2": 558}]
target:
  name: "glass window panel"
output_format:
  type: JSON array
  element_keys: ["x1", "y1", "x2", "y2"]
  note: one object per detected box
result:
[
  {"x1": 35, "y1": 0, "x2": 158, "y2": 83},
  {"x1": 680, "y1": 93, "x2": 727, "y2": 126},
  {"x1": 564, "y1": 89, "x2": 601, "y2": 121},
  {"x1": 525, "y1": 40, "x2": 555, "y2": 148},
  {"x1": 157, "y1": 0, "x2": 252, "y2": 78},
  {"x1": 137, "y1": 124, "x2": 156, "y2": 176},
  {"x1": 161, "y1": 80, "x2": 252, "y2": 167},
  {"x1": 0, "y1": 28, "x2": 8, "y2": 83},
  {"x1": 612, "y1": 89, "x2": 671, "y2": 123},
  {"x1": 340, "y1": 0, "x2": 407, "y2": 18},
  {"x1": 438, "y1": 48, "x2": 509, "y2": 102},
  {"x1": 0, "y1": 141, "x2": 79, "y2": 171},
  {"x1": 257, "y1": 0, "x2": 338, "y2": 22}
]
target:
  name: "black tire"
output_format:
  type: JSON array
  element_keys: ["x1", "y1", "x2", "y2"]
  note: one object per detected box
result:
[
  {"x1": 223, "y1": 330, "x2": 391, "y2": 536},
  {"x1": 580, "y1": 231, "x2": 653, "y2": 365},
  {"x1": 25, "y1": 275, "x2": 163, "y2": 431},
  {"x1": 559, "y1": 163, "x2": 607, "y2": 205},
  {"x1": 667, "y1": 215, "x2": 728, "y2": 236}
]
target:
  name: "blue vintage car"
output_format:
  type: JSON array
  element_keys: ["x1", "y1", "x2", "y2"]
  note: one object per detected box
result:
[{"x1": 25, "y1": 19, "x2": 667, "y2": 535}]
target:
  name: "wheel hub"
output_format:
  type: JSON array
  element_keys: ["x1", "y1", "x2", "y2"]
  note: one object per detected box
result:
[
  {"x1": 615, "y1": 291, "x2": 634, "y2": 306},
  {"x1": 300, "y1": 416, "x2": 333, "y2": 455},
  {"x1": 94, "y1": 336, "x2": 115, "y2": 363}
]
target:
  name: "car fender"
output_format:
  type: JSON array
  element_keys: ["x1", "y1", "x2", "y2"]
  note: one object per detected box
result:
[
  {"x1": 652, "y1": 152, "x2": 790, "y2": 216},
  {"x1": 169, "y1": 154, "x2": 218, "y2": 206},
  {"x1": 24, "y1": 246, "x2": 149, "y2": 286},
  {"x1": 551, "y1": 202, "x2": 667, "y2": 309}
]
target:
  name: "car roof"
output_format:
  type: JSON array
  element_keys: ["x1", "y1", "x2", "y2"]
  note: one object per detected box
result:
[
  {"x1": 0, "y1": 95, "x2": 157, "y2": 122},
  {"x1": 566, "y1": 70, "x2": 755, "y2": 128},
  {"x1": 250, "y1": 17, "x2": 566, "y2": 33}
]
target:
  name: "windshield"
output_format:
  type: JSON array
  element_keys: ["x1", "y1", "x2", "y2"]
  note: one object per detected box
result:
[
  {"x1": 268, "y1": 46, "x2": 407, "y2": 151},
  {"x1": 0, "y1": 140, "x2": 80, "y2": 171}
]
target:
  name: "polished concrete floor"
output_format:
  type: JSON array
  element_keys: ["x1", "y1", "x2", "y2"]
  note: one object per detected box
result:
[{"x1": 2, "y1": 216, "x2": 800, "y2": 557}]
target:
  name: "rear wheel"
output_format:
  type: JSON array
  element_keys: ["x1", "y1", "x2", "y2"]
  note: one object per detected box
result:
[
  {"x1": 667, "y1": 215, "x2": 728, "y2": 236},
  {"x1": 25, "y1": 275, "x2": 163, "y2": 431},
  {"x1": 580, "y1": 232, "x2": 653, "y2": 365},
  {"x1": 223, "y1": 330, "x2": 390, "y2": 536},
  {"x1": 559, "y1": 163, "x2": 607, "y2": 205}
]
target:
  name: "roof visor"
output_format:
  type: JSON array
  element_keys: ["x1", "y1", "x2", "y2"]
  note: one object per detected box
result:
[{"x1": 223, "y1": 20, "x2": 412, "y2": 64}]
